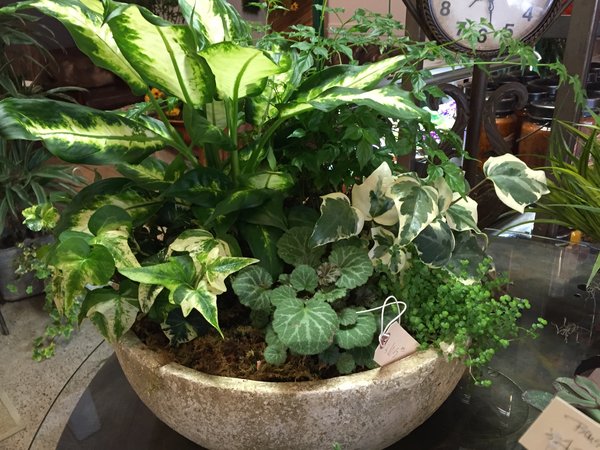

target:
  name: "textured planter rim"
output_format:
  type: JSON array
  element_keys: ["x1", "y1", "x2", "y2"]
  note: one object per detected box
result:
[{"x1": 114, "y1": 330, "x2": 465, "y2": 450}]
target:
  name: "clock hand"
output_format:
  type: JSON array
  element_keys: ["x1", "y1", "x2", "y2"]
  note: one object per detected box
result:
[
  {"x1": 468, "y1": 0, "x2": 480, "y2": 7},
  {"x1": 488, "y1": 0, "x2": 494, "y2": 23}
]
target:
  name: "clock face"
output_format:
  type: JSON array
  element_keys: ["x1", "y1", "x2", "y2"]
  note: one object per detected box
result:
[{"x1": 422, "y1": 0, "x2": 558, "y2": 53}]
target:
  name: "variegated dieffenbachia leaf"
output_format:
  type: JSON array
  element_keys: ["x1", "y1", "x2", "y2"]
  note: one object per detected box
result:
[
  {"x1": 200, "y1": 42, "x2": 283, "y2": 100},
  {"x1": 483, "y1": 154, "x2": 550, "y2": 213},
  {"x1": 388, "y1": 175, "x2": 439, "y2": 246},
  {"x1": 107, "y1": 5, "x2": 215, "y2": 108},
  {"x1": 178, "y1": 0, "x2": 250, "y2": 45},
  {"x1": 232, "y1": 266, "x2": 273, "y2": 311},
  {"x1": 0, "y1": 99, "x2": 167, "y2": 164},
  {"x1": 277, "y1": 226, "x2": 325, "y2": 268},
  {"x1": 329, "y1": 246, "x2": 373, "y2": 290},
  {"x1": 413, "y1": 220, "x2": 455, "y2": 268},
  {"x1": 81, "y1": 287, "x2": 139, "y2": 343},
  {"x1": 351, "y1": 162, "x2": 397, "y2": 226},
  {"x1": 13, "y1": 0, "x2": 146, "y2": 93},
  {"x1": 117, "y1": 157, "x2": 169, "y2": 191},
  {"x1": 243, "y1": 171, "x2": 294, "y2": 191},
  {"x1": 445, "y1": 194, "x2": 479, "y2": 232},
  {"x1": 310, "y1": 193, "x2": 365, "y2": 247},
  {"x1": 335, "y1": 313, "x2": 377, "y2": 349},
  {"x1": 290, "y1": 265, "x2": 319, "y2": 293},
  {"x1": 272, "y1": 298, "x2": 339, "y2": 355}
]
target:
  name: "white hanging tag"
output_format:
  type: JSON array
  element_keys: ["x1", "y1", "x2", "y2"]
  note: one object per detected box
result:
[{"x1": 373, "y1": 321, "x2": 419, "y2": 366}]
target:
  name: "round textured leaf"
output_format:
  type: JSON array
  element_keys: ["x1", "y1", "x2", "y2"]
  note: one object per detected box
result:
[
  {"x1": 336, "y1": 352, "x2": 356, "y2": 375},
  {"x1": 290, "y1": 265, "x2": 318, "y2": 293},
  {"x1": 269, "y1": 285, "x2": 297, "y2": 307},
  {"x1": 231, "y1": 266, "x2": 272, "y2": 310},
  {"x1": 264, "y1": 345, "x2": 287, "y2": 366},
  {"x1": 335, "y1": 313, "x2": 377, "y2": 350},
  {"x1": 273, "y1": 298, "x2": 338, "y2": 355},
  {"x1": 338, "y1": 308, "x2": 358, "y2": 326},
  {"x1": 277, "y1": 226, "x2": 325, "y2": 267},
  {"x1": 329, "y1": 246, "x2": 373, "y2": 290}
]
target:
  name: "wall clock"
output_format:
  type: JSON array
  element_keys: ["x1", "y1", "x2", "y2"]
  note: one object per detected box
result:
[{"x1": 416, "y1": 0, "x2": 566, "y2": 57}]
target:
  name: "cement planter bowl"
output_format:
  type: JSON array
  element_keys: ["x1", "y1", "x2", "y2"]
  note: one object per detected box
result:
[{"x1": 114, "y1": 331, "x2": 465, "y2": 450}]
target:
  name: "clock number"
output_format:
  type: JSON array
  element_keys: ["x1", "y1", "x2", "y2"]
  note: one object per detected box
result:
[
  {"x1": 522, "y1": 6, "x2": 534, "y2": 21},
  {"x1": 456, "y1": 21, "x2": 466, "y2": 36},
  {"x1": 504, "y1": 23, "x2": 514, "y2": 36},
  {"x1": 477, "y1": 28, "x2": 487, "y2": 43},
  {"x1": 440, "y1": 1, "x2": 451, "y2": 16}
]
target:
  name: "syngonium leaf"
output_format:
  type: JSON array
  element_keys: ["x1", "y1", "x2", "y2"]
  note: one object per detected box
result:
[
  {"x1": 178, "y1": 0, "x2": 250, "y2": 45},
  {"x1": 0, "y1": 99, "x2": 167, "y2": 165},
  {"x1": 13, "y1": 0, "x2": 146, "y2": 93},
  {"x1": 49, "y1": 237, "x2": 116, "y2": 313},
  {"x1": 88, "y1": 205, "x2": 132, "y2": 236},
  {"x1": 92, "y1": 228, "x2": 140, "y2": 269},
  {"x1": 107, "y1": 4, "x2": 216, "y2": 108},
  {"x1": 277, "y1": 226, "x2": 325, "y2": 268},
  {"x1": 232, "y1": 266, "x2": 273, "y2": 311},
  {"x1": 80, "y1": 287, "x2": 139, "y2": 343},
  {"x1": 335, "y1": 313, "x2": 377, "y2": 350},
  {"x1": 272, "y1": 298, "x2": 339, "y2": 355},
  {"x1": 387, "y1": 175, "x2": 439, "y2": 246},
  {"x1": 351, "y1": 162, "x2": 398, "y2": 226},
  {"x1": 329, "y1": 245, "x2": 373, "y2": 290},
  {"x1": 483, "y1": 154, "x2": 550, "y2": 213},
  {"x1": 200, "y1": 42, "x2": 283, "y2": 100},
  {"x1": 413, "y1": 220, "x2": 455, "y2": 268},
  {"x1": 310, "y1": 193, "x2": 365, "y2": 247}
]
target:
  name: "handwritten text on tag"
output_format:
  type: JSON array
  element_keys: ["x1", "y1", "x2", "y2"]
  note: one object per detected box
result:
[{"x1": 373, "y1": 321, "x2": 419, "y2": 367}]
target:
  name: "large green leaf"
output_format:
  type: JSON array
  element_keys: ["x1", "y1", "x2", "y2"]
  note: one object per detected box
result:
[
  {"x1": 92, "y1": 228, "x2": 139, "y2": 269},
  {"x1": 238, "y1": 223, "x2": 284, "y2": 279},
  {"x1": 164, "y1": 167, "x2": 232, "y2": 206},
  {"x1": 200, "y1": 42, "x2": 283, "y2": 100},
  {"x1": 172, "y1": 282, "x2": 221, "y2": 334},
  {"x1": 283, "y1": 85, "x2": 429, "y2": 121},
  {"x1": 413, "y1": 220, "x2": 455, "y2": 267},
  {"x1": 19, "y1": 0, "x2": 146, "y2": 93},
  {"x1": 272, "y1": 298, "x2": 339, "y2": 355},
  {"x1": 178, "y1": 0, "x2": 250, "y2": 45},
  {"x1": 240, "y1": 195, "x2": 288, "y2": 231},
  {"x1": 483, "y1": 154, "x2": 550, "y2": 213},
  {"x1": 117, "y1": 157, "x2": 169, "y2": 191},
  {"x1": 310, "y1": 193, "x2": 365, "y2": 247},
  {"x1": 388, "y1": 176, "x2": 439, "y2": 245},
  {"x1": 335, "y1": 313, "x2": 377, "y2": 350},
  {"x1": 107, "y1": 4, "x2": 215, "y2": 108},
  {"x1": 209, "y1": 188, "x2": 271, "y2": 222},
  {"x1": 168, "y1": 229, "x2": 223, "y2": 257},
  {"x1": 49, "y1": 237, "x2": 116, "y2": 313},
  {"x1": 231, "y1": 266, "x2": 273, "y2": 311},
  {"x1": 329, "y1": 245, "x2": 373, "y2": 290},
  {"x1": 82, "y1": 287, "x2": 139, "y2": 343},
  {"x1": 0, "y1": 98, "x2": 167, "y2": 164}
]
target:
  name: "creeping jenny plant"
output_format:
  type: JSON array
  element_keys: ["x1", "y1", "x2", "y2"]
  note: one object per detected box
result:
[{"x1": 0, "y1": 0, "x2": 551, "y2": 380}]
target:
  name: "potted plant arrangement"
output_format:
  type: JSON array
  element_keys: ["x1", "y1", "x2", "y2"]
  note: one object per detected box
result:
[{"x1": 0, "y1": 0, "x2": 553, "y2": 448}]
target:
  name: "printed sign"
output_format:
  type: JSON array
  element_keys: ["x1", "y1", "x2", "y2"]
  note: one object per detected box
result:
[
  {"x1": 519, "y1": 396, "x2": 600, "y2": 450},
  {"x1": 373, "y1": 321, "x2": 419, "y2": 367}
]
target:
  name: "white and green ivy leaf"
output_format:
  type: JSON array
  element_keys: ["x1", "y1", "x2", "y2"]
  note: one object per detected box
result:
[
  {"x1": 445, "y1": 194, "x2": 479, "y2": 232},
  {"x1": 310, "y1": 193, "x2": 365, "y2": 247},
  {"x1": 413, "y1": 220, "x2": 455, "y2": 267},
  {"x1": 483, "y1": 154, "x2": 550, "y2": 213},
  {"x1": 273, "y1": 298, "x2": 339, "y2": 355},
  {"x1": 203, "y1": 255, "x2": 258, "y2": 294},
  {"x1": 351, "y1": 162, "x2": 398, "y2": 226},
  {"x1": 138, "y1": 283, "x2": 164, "y2": 313}
]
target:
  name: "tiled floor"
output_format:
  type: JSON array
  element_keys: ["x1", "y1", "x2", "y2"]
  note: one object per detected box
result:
[{"x1": 0, "y1": 297, "x2": 111, "y2": 450}]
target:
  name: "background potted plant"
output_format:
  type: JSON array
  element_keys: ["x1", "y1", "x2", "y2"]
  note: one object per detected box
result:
[{"x1": 0, "y1": 0, "x2": 557, "y2": 447}]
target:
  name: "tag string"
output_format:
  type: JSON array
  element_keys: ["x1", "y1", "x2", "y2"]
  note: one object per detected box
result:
[{"x1": 357, "y1": 295, "x2": 407, "y2": 346}]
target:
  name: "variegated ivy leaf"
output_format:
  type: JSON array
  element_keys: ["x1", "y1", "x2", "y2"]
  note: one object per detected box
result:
[
  {"x1": 277, "y1": 226, "x2": 325, "y2": 267},
  {"x1": 49, "y1": 237, "x2": 116, "y2": 313},
  {"x1": 202, "y1": 255, "x2": 258, "y2": 295},
  {"x1": 329, "y1": 246, "x2": 373, "y2": 290},
  {"x1": 172, "y1": 281, "x2": 221, "y2": 335},
  {"x1": 387, "y1": 176, "x2": 439, "y2": 246},
  {"x1": 483, "y1": 154, "x2": 550, "y2": 213},
  {"x1": 445, "y1": 194, "x2": 479, "y2": 232},
  {"x1": 119, "y1": 255, "x2": 195, "y2": 291},
  {"x1": 200, "y1": 43, "x2": 283, "y2": 100},
  {"x1": 433, "y1": 176, "x2": 453, "y2": 214},
  {"x1": 232, "y1": 266, "x2": 273, "y2": 311},
  {"x1": 169, "y1": 229, "x2": 225, "y2": 257},
  {"x1": 178, "y1": 0, "x2": 250, "y2": 45},
  {"x1": 369, "y1": 227, "x2": 407, "y2": 274},
  {"x1": 446, "y1": 231, "x2": 489, "y2": 283},
  {"x1": 413, "y1": 220, "x2": 455, "y2": 268},
  {"x1": 351, "y1": 162, "x2": 398, "y2": 226},
  {"x1": 15, "y1": 0, "x2": 146, "y2": 93},
  {"x1": 0, "y1": 99, "x2": 167, "y2": 165},
  {"x1": 273, "y1": 298, "x2": 339, "y2": 355},
  {"x1": 107, "y1": 5, "x2": 215, "y2": 108},
  {"x1": 290, "y1": 265, "x2": 319, "y2": 293},
  {"x1": 310, "y1": 193, "x2": 365, "y2": 247},
  {"x1": 138, "y1": 283, "x2": 164, "y2": 313},
  {"x1": 82, "y1": 287, "x2": 139, "y2": 343},
  {"x1": 335, "y1": 313, "x2": 377, "y2": 350}
]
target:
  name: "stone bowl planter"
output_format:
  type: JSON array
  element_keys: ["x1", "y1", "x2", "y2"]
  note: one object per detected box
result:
[{"x1": 114, "y1": 331, "x2": 465, "y2": 450}]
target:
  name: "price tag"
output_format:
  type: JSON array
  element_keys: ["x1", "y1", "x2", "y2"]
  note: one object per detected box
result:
[
  {"x1": 588, "y1": 369, "x2": 600, "y2": 388},
  {"x1": 519, "y1": 396, "x2": 600, "y2": 450},
  {"x1": 373, "y1": 321, "x2": 419, "y2": 367}
]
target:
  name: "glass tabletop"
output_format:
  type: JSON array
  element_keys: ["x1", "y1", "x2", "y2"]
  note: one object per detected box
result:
[{"x1": 56, "y1": 235, "x2": 600, "y2": 450}]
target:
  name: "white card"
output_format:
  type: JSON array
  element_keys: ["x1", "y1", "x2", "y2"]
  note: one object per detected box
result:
[{"x1": 373, "y1": 321, "x2": 419, "y2": 367}]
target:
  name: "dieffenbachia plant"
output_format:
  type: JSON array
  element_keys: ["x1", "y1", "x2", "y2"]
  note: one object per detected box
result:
[{"x1": 0, "y1": 0, "x2": 433, "y2": 346}]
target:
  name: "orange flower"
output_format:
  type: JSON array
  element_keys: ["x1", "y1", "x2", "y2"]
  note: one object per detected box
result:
[
  {"x1": 166, "y1": 106, "x2": 181, "y2": 118},
  {"x1": 290, "y1": 1, "x2": 299, "y2": 11}
]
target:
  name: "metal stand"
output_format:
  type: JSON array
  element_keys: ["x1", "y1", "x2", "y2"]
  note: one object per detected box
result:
[{"x1": 0, "y1": 304, "x2": 8, "y2": 335}]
